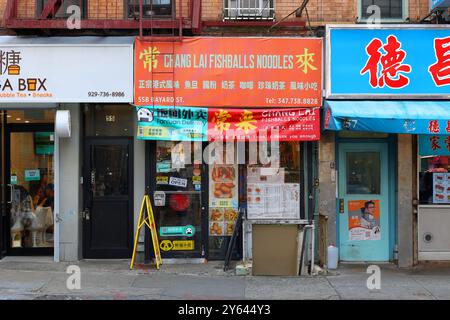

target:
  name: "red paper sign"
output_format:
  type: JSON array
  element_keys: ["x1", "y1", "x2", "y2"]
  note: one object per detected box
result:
[
  {"x1": 134, "y1": 37, "x2": 322, "y2": 108},
  {"x1": 207, "y1": 107, "x2": 320, "y2": 141}
]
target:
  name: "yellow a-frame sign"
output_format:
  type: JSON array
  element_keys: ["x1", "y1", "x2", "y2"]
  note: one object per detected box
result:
[{"x1": 130, "y1": 194, "x2": 162, "y2": 270}]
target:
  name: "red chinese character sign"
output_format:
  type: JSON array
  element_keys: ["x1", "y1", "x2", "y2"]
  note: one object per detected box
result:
[
  {"x1": 134, "y1": 37, "x2": 322, "y2": 107},
  {"x1": 360, "y1": 35, "x2": 411, "y2": 89},
  {"x1": 429, "y1": 37, "x2": 450, "y2": 87},
  {"x1": 207, "y1": 107, "x2": 320, "y2": 141},
  {"x1": 327, "y1": 27, "x2": 450, "y2": 98},
  {"x1": 419, "y1": 134, "x2": 450, "y2": 156}
]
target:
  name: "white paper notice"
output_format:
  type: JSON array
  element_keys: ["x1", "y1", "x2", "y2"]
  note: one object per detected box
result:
[
  {"x1": 247, "y1": 166, "x2": 285, "y2": 184},
  {"x1": 433, "y1": 173, "x2": 450, "y2": 204},
  {"x1": 169, "y1": 177, "x2": 188, "y2": 188},
  {"x1": 247, "y1": 183, "x2": 300, "y2": 219},
  {"x1": 154, "y1": 191, "x2": 166, "y2": 206}
]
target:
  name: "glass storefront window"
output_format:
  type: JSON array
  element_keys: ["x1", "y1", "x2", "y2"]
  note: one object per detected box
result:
[
  {"x1": 155, "y1": 141, "x2": 202, "y2": 192},
  {"x1": 246, "y1": 141, "x2": 301, "y2": 186},
  {"x1": 245, "y1": 141, "x2": 302, "y2": 220},
  {"x1": 419, "y1": 156, "x2": 450, "y2": 205},
  {"x1": 346, "y1": 152, "x2": 381, "y2": 195},
  {"x1": 10, "y1": 132, "x2": 54, "y2": 249},
  {"x1": 84, "y1": 104, "x2": 134, "y2": 136},
  {"x1": 151, "y1": 140, "x2": 305, "y2": 260},
  {"x1": 91, "y1": 145, "x2": 129, "y2": 197},
  {"x1": 7, "y1": 109, "x2": 55, "y2": 124},
  {"x1": 208, "y1": 143, "x2": 240, "y2": 259},
  {"x1": 154, "y1": 141, "x2": 203, "y2": 257}
]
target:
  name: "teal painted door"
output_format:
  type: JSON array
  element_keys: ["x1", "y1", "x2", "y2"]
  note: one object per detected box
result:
[{"x1": 338, "y1": 143, "x2": 390, "y2": 261}]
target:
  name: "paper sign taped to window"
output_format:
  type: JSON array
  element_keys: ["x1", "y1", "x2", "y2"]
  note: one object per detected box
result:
[
  {"x1": 154, "y1": 191, "x2": 166, "y2": 206},
  {"x1": 169, "y1": 177, "x2": 188, "y2": 188}
]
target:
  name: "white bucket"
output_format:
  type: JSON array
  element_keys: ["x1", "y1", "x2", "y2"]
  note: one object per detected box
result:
[{"x1": 327, "y1": 244, "x2": 339, "y2": 269}]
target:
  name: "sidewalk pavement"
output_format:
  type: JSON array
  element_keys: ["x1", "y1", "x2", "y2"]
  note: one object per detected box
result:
[{"x1": 1, "y1": 257, "x2": 450, "y2": 300}]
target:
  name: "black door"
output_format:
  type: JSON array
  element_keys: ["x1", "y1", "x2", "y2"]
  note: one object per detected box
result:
[{"x1": 83, "y1": 138, "x2": 133, "y2": 259}]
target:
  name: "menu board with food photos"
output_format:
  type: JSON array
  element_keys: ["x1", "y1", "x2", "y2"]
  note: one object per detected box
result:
[
  {"x1": 433, "y1": 173, "x2": 450, "y2": 204},
  {"x1": 247, "y1": 183, "x2": 300, "y2": 219},
  {"x1": 209, "y1": 165, "x2": 238, "y2": 208},
  {"x1": 209, "y1": 207, "x2": 239, "y2": 237},
  {"x1": 209, "y1": 164, "x2": 239, "y2": 236}
]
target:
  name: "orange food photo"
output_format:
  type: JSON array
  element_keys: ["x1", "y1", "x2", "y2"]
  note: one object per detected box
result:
[
  {"x1": 210, "y1": 208, "x2": 223, "y2": 221},
  {"x1": 226, "y1": 222, "x2": 235, "y2": 235},
  {"x1": 224, "y1": 208, "x2": 238, "y2": 221},
  {"x1": 210, "y1": 222, "x2": 223, "y2": 235}
]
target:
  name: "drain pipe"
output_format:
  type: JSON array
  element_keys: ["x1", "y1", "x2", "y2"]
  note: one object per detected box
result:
[
  {"x1": 301, "y1": 222, "x2": 315, "y2": 276},
  {"x1": 310, "y1": 221, "x2": 315, "y2": 275}
]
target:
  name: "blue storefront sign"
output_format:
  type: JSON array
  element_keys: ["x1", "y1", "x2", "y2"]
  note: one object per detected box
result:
[
  {"x1": 326, "y1": 26, "x2": 450, "y2": 98},
  {"x1": 430, "y1": 0, "x2": 450, "y2": 11},
  {"x1": 419, "y1": 135, "x2": 450, "y2": 156},
  {"x1": 137, "y1": 106, "x2": 208, "y2": 141},
  {"x1": 324, "y1": 100, "x2": 450, "y2": 135}
]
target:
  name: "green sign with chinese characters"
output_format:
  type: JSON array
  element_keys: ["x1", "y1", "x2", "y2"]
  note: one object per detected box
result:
[
  {"x1": 137, "y1": 106, "x2": 208, "y2": 141},
  {"x1": 160, "y1": 225, "x2": 196, "y2": 237}
]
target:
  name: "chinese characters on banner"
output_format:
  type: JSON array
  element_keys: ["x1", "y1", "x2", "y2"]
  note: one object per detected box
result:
[
  {"x1": 136, "y1": 107, "x2": 320, "y2": 141},
  {"x1": 0, "y1": 46, "x2": 133, "y2": 102},
  {"x1": 429, "y1": 37, "x2": 450, "y2": 86},
  {"x1": 136, "y1": 106, "x2": 208, "y2": 141},
  {"x1": 328, "y1": 28, "x2": 450, "y2": 97},
  {"x1": 134, "y1": 37, "x2": 322, "y2": 107},
  {"x1": 419, "y1": 134, "x2": 450, "y2": 156},
  {"x1": 208, "y1": 107, "x2": 320, "y2": 141},
  {"x1": 360, "y1": 35, "x2": 411, "y2": 89}
]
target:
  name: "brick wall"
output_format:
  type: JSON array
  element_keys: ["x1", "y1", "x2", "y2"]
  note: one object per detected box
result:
[
  {"x1": 203, "y1": 0, "x2": 431, "y2": 24},
  {"x1": 17, "y1": 0, "x2": 35, "y2": 19},
  {"x1": 88, "y1": 0, "x2": 123, "y2": 19},
  {"x1": 2, "y1": 0, "x2": 191, "y2": 21},
  {"x1": 0, "y1": 0, "x2": 6, "y2": 26},
  {"x1": 409, "y1": 0, "x2": 431, "y2": 22},
  {"x1": 203, "y1": 0, "x2": 222, "y2": 21},
  {"x1": 0, "y1": 0, "x2": 434, "y2": 27}
]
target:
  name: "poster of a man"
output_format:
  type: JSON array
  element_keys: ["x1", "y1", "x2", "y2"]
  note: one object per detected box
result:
[{"x1": 348, "y1": 200, "x2": 381, "y2": 241}]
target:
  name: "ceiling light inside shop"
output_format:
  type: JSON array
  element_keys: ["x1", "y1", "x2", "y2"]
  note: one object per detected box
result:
[{"x1": 16, "y1": 118, "x2": 21, "y2": 121}]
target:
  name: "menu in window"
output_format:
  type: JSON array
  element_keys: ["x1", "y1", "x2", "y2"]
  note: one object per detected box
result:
[
  {"x1": 433, "y1": 173, "x2": 450, "y2": 204},
  {"x1": 209, "y1": 164, "x2": 239, "y2": 237},
  {"x1": 247, "y1": 183, "x2": 300, "y2": 219},
  {"x1": 209, "y1": 164, "x2": 238, "y2": 208}
]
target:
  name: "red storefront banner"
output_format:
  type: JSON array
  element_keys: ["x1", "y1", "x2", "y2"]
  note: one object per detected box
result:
[
  {"x1": 207, "y1": 107, "x2": 320, "y2": 141},
  {"x1": 134, "y1": 37, "x2": 322, "y2": 108}
]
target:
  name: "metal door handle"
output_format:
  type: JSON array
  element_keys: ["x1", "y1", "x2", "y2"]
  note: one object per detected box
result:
[
  {"x1": 7, "y1": 184, "x2": 13, "y2": 204},
  {"x1": 90, "y1": 170, "x2": 96, "y2": 185},
  {"x1": 83, "y1": 208, "x2": 90, "y2": 220}
]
